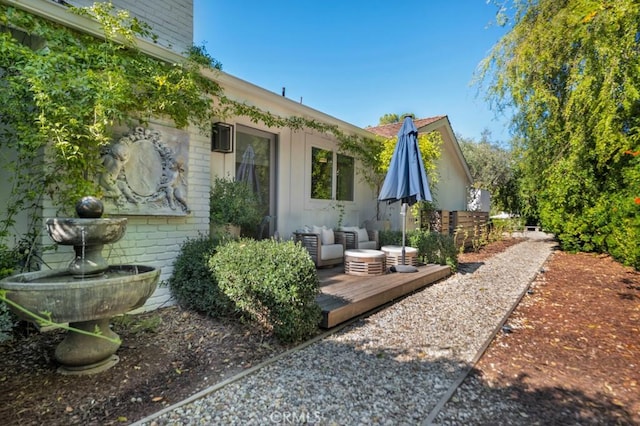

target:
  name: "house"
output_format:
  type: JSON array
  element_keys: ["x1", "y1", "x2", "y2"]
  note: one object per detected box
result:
[
  {"x1": 0, "y1": 0, "x2": 473, "y2": 310},
  {"x1": 367, "y1": 116, "x2": 474, "y2": 230}
]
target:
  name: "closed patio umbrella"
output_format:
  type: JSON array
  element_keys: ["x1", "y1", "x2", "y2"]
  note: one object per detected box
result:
[
  {"x1": 378, "y1": 116, "x2": 432, "y2": 272},
  {"x1": 236, "y1": 144, "x2": 261, "y2": 202}
]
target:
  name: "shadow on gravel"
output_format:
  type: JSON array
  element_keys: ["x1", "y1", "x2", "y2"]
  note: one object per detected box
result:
[
  {"x1": 457, "y1": 262, "x2": 484, "y2": 274},
  {"x1": 437, "y1": 368, "x2": 637, "y2": 425}
]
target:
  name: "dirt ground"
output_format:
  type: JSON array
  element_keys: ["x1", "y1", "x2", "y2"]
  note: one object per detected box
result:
[{"x1": 1, "y1": 237, "x2": 638, "y2": 425}]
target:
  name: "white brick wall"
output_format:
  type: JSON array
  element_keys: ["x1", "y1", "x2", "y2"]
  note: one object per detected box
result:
[
  {"x1": 39, "y1": 123, "x2": 211, "y2": 311},
  {"x1": 64, "y1": 0, "x2": 193, "y2": 54}
]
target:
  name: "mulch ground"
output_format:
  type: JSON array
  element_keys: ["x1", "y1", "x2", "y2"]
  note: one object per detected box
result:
[
  {"x1": 0, "y1": 237, "x2": 638, "y2": 425},
  {"x1": 468, "y1": 250, "x2": 640, "y2": 424}
]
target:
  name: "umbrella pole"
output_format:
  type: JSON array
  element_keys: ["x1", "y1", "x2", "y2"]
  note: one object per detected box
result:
[
  {"x1": 401, "y1": 203, "x2": 406, "y2": 264},
  {"x1": 394, "y1": 202, "x2": 418, "y2": 273}
]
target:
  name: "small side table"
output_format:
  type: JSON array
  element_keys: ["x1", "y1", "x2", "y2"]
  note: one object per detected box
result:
[
  {"x1": 344, "y1": 249, "x2": 386, "y2": 276},
  {"x1": 381, "y1": 245, "x2": 418, "y2": 267}
]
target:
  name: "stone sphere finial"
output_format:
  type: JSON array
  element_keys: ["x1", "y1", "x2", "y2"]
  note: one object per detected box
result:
[{"x1": 75, "y1": 196, "x2": 104, "y2": 218}]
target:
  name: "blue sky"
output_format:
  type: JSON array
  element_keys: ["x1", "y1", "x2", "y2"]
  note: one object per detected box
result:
[{"x1": 193, "y1": 1, "x2": 511, "y2": 143}]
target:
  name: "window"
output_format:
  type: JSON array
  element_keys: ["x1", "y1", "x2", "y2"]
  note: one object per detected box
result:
[
  {"x1": 310, "y1": 147, "x2": 354, "y2": 201},
  {"x1": 311, "y1": 147, "x2": 332, "y2": 199},
  {"x1": 336, "y1": 154, "x2": 354, "y2": 201}
]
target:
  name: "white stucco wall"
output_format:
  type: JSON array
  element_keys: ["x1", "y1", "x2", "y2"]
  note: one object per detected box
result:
[
  {"x1": 210, "y1": 74, "x2": 379, "y2": 241},
  {"x1": 2, "y1": 0, "x2": 473, "y2": 314},
  {"x1": 211, "y1": 121, "x2": 379, "y2": 240},
  {"x1": 434, "y1": 136, "x2": 471, "y2": 211},
  {"x1": 423, "y1": 123, "x2": 472, "y2": 213}
]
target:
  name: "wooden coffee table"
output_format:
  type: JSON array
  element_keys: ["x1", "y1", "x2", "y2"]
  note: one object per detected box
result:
[
  {"x1": 381, "y1": 245, "x2": 418, "y2": 267},
  {"x1": 344, "y1": 249, "x2": 386, "y2": 276}
]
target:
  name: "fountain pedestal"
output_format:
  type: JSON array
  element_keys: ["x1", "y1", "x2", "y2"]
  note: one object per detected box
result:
[{"x1": 55, "y1": 317, "x2": 121, "y2": 375}]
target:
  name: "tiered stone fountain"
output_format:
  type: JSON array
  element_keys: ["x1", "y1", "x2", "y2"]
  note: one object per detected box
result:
[{"x1": 0, "y1": 196, "x2": 160, "y2": 374}]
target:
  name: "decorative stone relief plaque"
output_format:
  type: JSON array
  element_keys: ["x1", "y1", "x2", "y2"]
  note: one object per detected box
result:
[{"x1": 98, "y1": 126, "x2": 190, "y2": 216}]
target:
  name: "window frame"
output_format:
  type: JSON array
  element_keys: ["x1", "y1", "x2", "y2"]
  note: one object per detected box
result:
[{"x1": 305, "y1": 138, "x2": 355, "y2": 208}]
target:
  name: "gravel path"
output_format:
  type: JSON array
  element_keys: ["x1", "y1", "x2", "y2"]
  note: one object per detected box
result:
[{"x1": 135, "y1": 233, "x2": 556, "y2": 426}]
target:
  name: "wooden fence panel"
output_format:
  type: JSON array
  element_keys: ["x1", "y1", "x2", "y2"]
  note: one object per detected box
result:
[
  {"x1": 450, "y1": 211, "x2": 490, "y2": 249},
  {"x1": 421, "y1": 209, "x2": 450, "y2": 235},
  {"x1": 420, "y1": 210, "x2": 490, "y2": 248}
]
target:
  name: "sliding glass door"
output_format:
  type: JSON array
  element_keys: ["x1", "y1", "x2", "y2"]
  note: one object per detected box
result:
[{"x1": 235, "y1": 126, "x2": 277, "y2": 239}]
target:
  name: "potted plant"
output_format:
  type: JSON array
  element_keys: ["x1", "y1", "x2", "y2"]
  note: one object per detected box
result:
[{"x1": 209, "y1": 176, "x2": 263, "y2": 238}]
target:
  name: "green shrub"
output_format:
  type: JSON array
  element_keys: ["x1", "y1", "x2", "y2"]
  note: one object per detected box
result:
[
  {"x1": 210, "y1": 176, "x2": 263, "y2": 232},
  {"x1": 408, "y1": 229, "x2": 458, "y2": 270},
  {"x1": 210, "y1": 239, "x2": 321, "y2": 343},
  {"x1": 379, "y1": 229, "x2": 457, "y2": 269},
  {"x1": 166, "y1": 235, "x2": 235, "y2": 317},
  {"x1": 379, "y1": 230, "x2": 403, "y2": 247},
  {"x1": 0, "y1": 244, "x2": 22, "y2": 342}
]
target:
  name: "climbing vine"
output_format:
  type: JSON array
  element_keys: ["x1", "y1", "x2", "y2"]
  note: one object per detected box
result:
[
  {"x1": 0, "y1": 2, "x2": 438, "y2": 258},
  {"x1": 0, "y1": 2, "x2": 223, "y2": 241},
  {"x1": 338, "y1": 128, "x2": 442, "y2": 219}
]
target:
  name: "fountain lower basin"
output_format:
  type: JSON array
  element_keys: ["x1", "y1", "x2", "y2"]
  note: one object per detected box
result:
[
  {"x1": 1, "y1": 265, "x2": 160, "y2": 374},
  {"x1": 1, "y1": 265, "x2": 159, "y2": 324}
]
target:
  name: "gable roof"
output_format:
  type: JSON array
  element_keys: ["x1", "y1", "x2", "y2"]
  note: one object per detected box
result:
[{"x1": 365, "y1": 116, "x2": 446, "y2": 138}]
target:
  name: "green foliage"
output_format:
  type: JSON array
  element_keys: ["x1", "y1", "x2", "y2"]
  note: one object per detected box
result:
[
  {"x1": 0, "y1": 3, "x2": 223, "y2": 215},
  {"x1": 112, "y1": 313, "x2": 163, "y2": 334},
  {"x1": 378, "y1": 113, "x2": 416, "y2": 125},
  {"x1": 210, "y1": 239, "x2": 321, "y2": 343},
  {"x1": 408, "y1": 229, "x2": 458, "y2": 270},
  {"x1": 379, "y1": 229, "x2": 458, "y2": 269},
  {"x1": 481, "y1": 0, "x2": 640, "y2": 268},
  {"x1": 0, "y1": 302, "x2": 13, "y2": 343},
  {"x1": 491, "y1": 217, "x2": 525, "y2": 233},
  {"x1": 168, "y1": 236, "x2": 321, "y2": 342},
  {"x1": 0, "y1": 243, "x2": 23, "y2": 341},
  {"x1": 338, "y1": 130, "x2": 442, "y2": 219},
  {"x1": 458, "y1": 132, "x2": 518, "y2": 214},
  {"x1": 166, "y1": 235, "x2": 234, "y2": 317},
  {"x1": 378, "y1": 113, "x2": 401, "y2": 125},
  {"x1": 209, "y1": 176, "x2": 263, "y2": 232}
]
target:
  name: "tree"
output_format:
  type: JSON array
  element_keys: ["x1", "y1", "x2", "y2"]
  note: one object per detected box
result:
[
  {"x1": 457, "y1": 130, "x2": 518, "y2": 214},
  {"x1": 377, "y1": 113, "x2": 415, "y2": 125},
  {"x1": 338, "y1": 127, "x2": 442, "y2": 220},
  {"x1": 480, "y1": 0, "x2": 640, "y2": 268},
  {"x1": 378, "y1": 113, "x2": 401, "y2": 125}
]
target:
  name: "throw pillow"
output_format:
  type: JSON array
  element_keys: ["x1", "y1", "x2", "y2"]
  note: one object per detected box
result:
[
  {"x1": 357, "y1": 228, "x2": 369, "y2": 242},
  {"x1": 321, "y1": 227, "x2": 335, "y2": 245}
]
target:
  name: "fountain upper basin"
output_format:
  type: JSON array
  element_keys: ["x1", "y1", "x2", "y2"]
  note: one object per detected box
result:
[
  {"x1": 46, "y1": 217, "x2": 128, "y2": 246},
  {"x1": 0, "y1": 265, "x2": 160, "y2": 324}
]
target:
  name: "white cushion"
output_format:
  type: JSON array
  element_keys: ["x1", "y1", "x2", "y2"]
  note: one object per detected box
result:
[
  {"x1": 320, "y1": 243, "x2": 344, "y2": 260},
  {"x1": 321, "y1": 227, "x2": 335, "y2": 245},
  {"x1": 358, "y1": 240, "x2": 377, "y2": 250},
  {"x1": 341, "y1": 226, "x2": 358, "y2": 233},
  {"x1": 357, "y1": 227, "x2": 369, "y2": 242}
]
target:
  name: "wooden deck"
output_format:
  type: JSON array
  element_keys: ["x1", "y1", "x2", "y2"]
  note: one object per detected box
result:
[{"x1": 316, "y1": 263, "x2": 452, "y2": 328}]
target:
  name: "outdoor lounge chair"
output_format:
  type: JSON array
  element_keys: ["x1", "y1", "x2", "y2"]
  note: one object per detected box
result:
[
  {"x1": 339, "y1": 226, "x2": 379, "y2": 250},
  {"x1": 294, "y1": 226, "x2": 346, "y2": 268}
]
